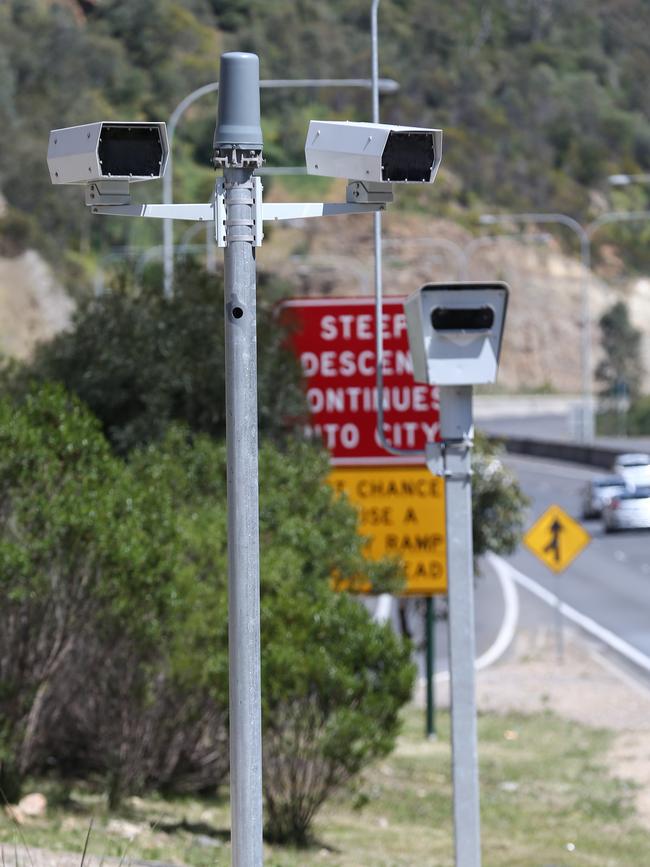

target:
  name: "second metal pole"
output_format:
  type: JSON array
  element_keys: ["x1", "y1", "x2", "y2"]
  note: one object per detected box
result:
[
  {"x1": 425, "y1": 595, "x2": 436, "y2": 739},
  {"x1": 440, "y1": 385, "x2": 481, "y2": 867}
]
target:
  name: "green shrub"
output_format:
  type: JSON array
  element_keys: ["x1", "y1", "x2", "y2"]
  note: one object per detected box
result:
[
  {"x1": 14, "y1": 260, "x2": 306, "y2": 454},
  {"x1": 262, "y1": 581, "x2": 414, "y2": 844}
]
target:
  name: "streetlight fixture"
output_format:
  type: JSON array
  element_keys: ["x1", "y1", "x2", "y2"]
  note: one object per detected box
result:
[
  {"x1": 608, "y1": 173, "x2": 650, "y2": 186},
  {"x1": 163, "y1": 76, "x2": 400, "y2": 297}
]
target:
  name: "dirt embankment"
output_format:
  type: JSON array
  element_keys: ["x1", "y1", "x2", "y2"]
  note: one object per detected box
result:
[
  {"x1": 0, "y1": 251, "x2": 73, "y2": 359},
  {"x1": 259, "y1": 209, "x2": 650, "y2": 394}
]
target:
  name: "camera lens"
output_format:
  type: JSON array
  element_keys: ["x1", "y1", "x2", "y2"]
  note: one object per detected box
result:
[{"x1": 431, "y1": 306, "x2": 494, "y2": 331}]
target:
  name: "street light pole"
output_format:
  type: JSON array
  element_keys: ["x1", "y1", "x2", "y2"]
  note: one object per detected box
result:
[{"x1": 164, "y1": 75, "x2": 399, "y2": 298}]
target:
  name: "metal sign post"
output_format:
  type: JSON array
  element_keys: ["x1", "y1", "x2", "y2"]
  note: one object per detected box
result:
[
  {"x1": 428, "y1": 385, "x2": 480, "y2": 866},
  {"x1": 425, "y1": 595, "x2": 436, "y2": 739},
  {"x1": 523, "y1": 504, "x2": 591, "y2": 665}
]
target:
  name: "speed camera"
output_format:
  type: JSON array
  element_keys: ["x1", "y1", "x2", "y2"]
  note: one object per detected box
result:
[
  {"x1": 47, "y1": 121, "x2": 168, "y2": 185},
  {"x1": 405, "y1": 282, "x2": 509, "y2": 386},
  {"x1": 304, "y1": 121, "x2": 442, "y2": 183}
]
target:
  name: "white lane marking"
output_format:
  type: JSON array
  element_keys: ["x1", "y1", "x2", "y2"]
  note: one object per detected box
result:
[
  {"x1": 432, "y1": 554, "x2": 520, "y2": 684},
  {"x1": 495, "y1": 555, "x2": 650, "y2": 675},
  {"x1": 478, "y1": 554, "x2": 520, "y2": 669}
]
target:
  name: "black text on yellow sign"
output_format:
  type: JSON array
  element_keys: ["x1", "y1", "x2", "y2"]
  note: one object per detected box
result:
[
  {"x1": 328, "y1": 465, "x2": 447, "y2": 595},
  {"x1": 523, "y1": 504, "x2": 591, "y2": 574}
]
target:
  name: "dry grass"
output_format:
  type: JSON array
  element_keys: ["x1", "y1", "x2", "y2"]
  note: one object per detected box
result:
[{"x1": 1, "y1": 703, "x2": 649, "y2": 866}]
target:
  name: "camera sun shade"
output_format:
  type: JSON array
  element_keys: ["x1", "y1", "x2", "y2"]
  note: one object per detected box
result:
[
  {"x1": 404, "y1": 282, "x2": 509, "y2": 386},
  {"x1": 47, "y1": 122, "x2": 168, "y2": 185},
  {"x1": 304, "y1": 121, "x2": 442, "y2": 183}
]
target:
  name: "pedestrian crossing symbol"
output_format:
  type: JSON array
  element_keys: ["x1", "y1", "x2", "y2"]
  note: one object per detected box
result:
[{"x1": 523, "y1": 504, "x2": 591, "y2": 574}]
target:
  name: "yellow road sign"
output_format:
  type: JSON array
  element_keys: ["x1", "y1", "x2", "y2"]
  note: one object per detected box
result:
[
  {"x1": 523, "y1": 504, "x2": 591, "y2": 573},
  {"x1": 328, "y1": 465, "x2": 447, "y2": 595}
]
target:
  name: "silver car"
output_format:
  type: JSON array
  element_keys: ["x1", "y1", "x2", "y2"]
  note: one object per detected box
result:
[
  {"x1": 603, "y1": 487, "x2": 650, "y2": 532},
  {"x1": 581, "y1": 475, "x2": 627, "y2": 519},
  {"x1": 612, "y1": 453, "x2": 650, "y2": 489}
]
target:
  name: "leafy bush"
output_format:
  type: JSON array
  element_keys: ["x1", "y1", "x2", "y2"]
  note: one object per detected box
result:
[
  {"x1": 13, "y1": 261, "x2": 307, "y2": 454},
  {"x1": 628, "y1": 395, "x2": 650, "y2": 435},
  {"x1": 0, "y1": 391, "x2": 411, "y2": 833},
  {"x1": 0, "y1": 384, "x2": 180, "y2": 787},
  {"x1": 472, "y1": 434, "x2": 529, "y2": 561},
  {"x1": 262, "y1": 580, "x2": 414, "y2": 844}
]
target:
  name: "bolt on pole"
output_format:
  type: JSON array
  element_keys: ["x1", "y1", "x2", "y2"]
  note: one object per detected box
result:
[{"x1": 213, "y1": 51, "x2": 265, "y2": 867}]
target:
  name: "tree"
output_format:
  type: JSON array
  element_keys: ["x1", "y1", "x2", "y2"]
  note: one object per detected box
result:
[
  {"x1": 595, "y1": 300, "x2": 644, "y2": 400},
  {"x1": 14, "y1": 260, "x2": 307, "y2": 454},
  {"x1": 0, "y1": 384, "x2": 180, "y2": 795}
]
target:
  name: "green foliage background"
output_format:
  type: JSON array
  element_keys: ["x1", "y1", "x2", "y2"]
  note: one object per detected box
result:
[{"x1": 2, "y1": 0, "x2": 650, "y2": 277}]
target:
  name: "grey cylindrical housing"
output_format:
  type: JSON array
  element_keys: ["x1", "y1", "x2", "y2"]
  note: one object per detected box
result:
[{"x1": 214, "y1": 52, "x2": 263, "y2": 150}]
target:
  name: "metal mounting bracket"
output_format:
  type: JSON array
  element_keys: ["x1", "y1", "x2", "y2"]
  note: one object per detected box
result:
[
  {"x1": 215, "y1": 176, "x2": 264, "y2": 248},
  {"x1": 85, "y1": 180, "x2": 130, "y2": 207},
  {"x1": 346, "y1": 180, "x2": 394, "y2": 205},
  {"x1": 425, "y1": 439, "x2": 473, "y2": 480},
  {"x1": 261, "y1": 201, "x2": 384, "y2": 222},
  {"x1": 90, "y1": 202, "x2": 214, "y2": 220}
]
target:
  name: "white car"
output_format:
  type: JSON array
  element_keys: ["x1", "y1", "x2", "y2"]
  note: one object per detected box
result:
[
  {"x1": 612, "y1": 453, "x2": 650, "y2": 489},
  {"x1": 603, "y1": 487, "x2": 650, "y2": 532},
  {"x1": 581, "y1": 475, "x2": 627, "y2": 519}
]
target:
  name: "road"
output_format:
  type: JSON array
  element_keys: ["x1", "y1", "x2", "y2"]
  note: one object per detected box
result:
[
  {"x1": 480, "y1": 412, "x2": 650, "y2": 452},
  {"x1": 504, "y1": 453, "x2": 650, "y2": 657}
]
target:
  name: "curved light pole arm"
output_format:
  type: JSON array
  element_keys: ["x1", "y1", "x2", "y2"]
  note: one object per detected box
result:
[
  {"x1": 371, "y1": 0, "x2": 423, "y2": 458},
  {"x1": 586, "y1": 210, "x2": 650, "y2": 238},
  {"x1": 162, "y1": 76, "x2": 400, "y2": 298}
]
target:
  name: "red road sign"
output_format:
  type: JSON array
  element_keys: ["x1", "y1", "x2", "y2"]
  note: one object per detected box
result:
[{"x1": 280, "y1": 297, "x2": 439, "y2": 465}]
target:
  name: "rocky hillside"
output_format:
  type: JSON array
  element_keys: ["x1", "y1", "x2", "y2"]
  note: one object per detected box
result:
[
  {"x1": 0, "y1": 250, "x2": 73, "y2": 360},
  {"x1": 259, "y1": 207, "x2": 650, "y2": 394}
]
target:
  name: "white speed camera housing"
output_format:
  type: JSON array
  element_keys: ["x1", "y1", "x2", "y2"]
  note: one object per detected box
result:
[
  {"x1": 305, "y1": 121, "x2": 442, "y2": 183},
  {"x1": 405, "y1": 282, "x2": 509, "y2": 386},
  {"x1": 47, "y1": 121, "x2": 168, "y2": 185}
]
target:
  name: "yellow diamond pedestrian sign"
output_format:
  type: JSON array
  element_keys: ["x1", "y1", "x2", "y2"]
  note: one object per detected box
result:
[{"x1": 523, "y1": 504, "x2": 591, "y2": 573}]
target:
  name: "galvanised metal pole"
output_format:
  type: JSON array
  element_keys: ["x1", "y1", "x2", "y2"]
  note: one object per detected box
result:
[
  {"x1": 425, "y1": 595, "x2": 436, "y2": 739},
  {"x1": 370, "y1": 0, "x2": 417, "y2": 462},
  {"x1": 439, "y1": 385, "x2": 481, "y2": 867},
  {"x1": 164, "y1": 76, "x2": 399, "y2": 298},
  {"x1": 214, "y1": 51, "x2": 265, "y2": 867}
]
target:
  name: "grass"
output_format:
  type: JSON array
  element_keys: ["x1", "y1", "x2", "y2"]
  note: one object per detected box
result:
[{"x1": 1, "y1": 704, "x2": 648, "y2": 866}]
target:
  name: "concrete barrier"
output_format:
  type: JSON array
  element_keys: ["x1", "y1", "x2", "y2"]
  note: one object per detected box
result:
[{"x1": 489, "y1": 435, "x2": 621, "y2": 469}]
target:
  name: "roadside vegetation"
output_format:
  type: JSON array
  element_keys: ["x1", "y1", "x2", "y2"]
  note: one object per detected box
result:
[
  {"x1": 1, "y1": 705, "x2": 649, "y2": 866},
  {"x1": 0, "y1": 262, "x2": 527, "y2": 841},
  {"x1": 596, "y1": 300, "x2": 649, "y2": 436},
  {"x1": 2, "y1": 0, "x2": 650, "y2": 284}
]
